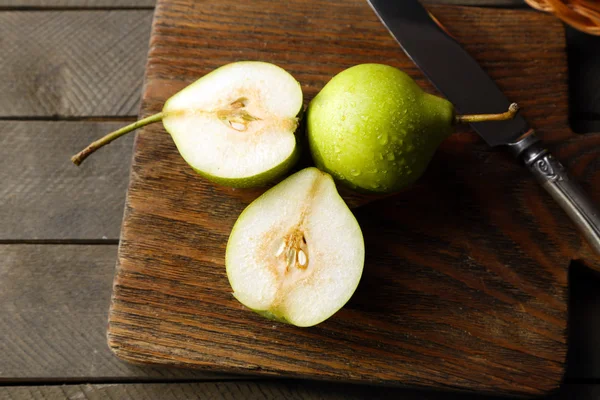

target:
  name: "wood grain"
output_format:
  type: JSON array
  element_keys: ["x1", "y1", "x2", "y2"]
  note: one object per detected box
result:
[
  {"x1": 0, "y1": 11, "x2": 152, "y2": 117},
  {"x1": 0, "y1": 0, "x2": 526, "y2": 9},
  {"x1": 0, "y1": 121, "x2": 134, "y2": 240},
  {"x1": 108, "y1": 0, "x2": 600, "y2": 397},
  {"x1": 0, "y1": 245, "x2": 233, "y2": 380},
  {"x1": 0, "y1": 0, "x2": 155, "y2": 7}
]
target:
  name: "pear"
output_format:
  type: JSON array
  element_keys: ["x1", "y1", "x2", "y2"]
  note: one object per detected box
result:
[
  {"x1": 307, "y1": 63, "x2": 518, "y2": 193},
  {"x1": 72, "y1": 61, "x2": 303, "y2": 188},
  {"x1": 226, "y1": 167, "x2": 364, "y2": 327}
]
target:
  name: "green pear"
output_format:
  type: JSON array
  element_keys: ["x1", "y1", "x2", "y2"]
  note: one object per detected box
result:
[
  {"x1": 226, "y1": 167, "x2": 364, "y2": 327},
  {"x1": 307, "y1": 63, "x2": 518, "y2": 193},
  {"x1": 72, "y1": 61, "x2": 303, "y2": 188}
]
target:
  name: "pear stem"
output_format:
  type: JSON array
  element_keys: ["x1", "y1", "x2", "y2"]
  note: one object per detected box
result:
[
  {"x1": 71, "y1": 112, "x2": 164, "y2": 166},
  {"x1": 455, "y1": 103, "x2": 519, "y2": 124}
]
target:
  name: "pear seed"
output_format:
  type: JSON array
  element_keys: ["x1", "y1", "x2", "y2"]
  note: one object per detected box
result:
[
  {"x1": 287, "y1": 248, "x2": 297, "y2": 268},
  {"x1": 230, "y1": 98, "x2": 247, "y2": 108},
  {"x1": 230, "y1": 121, "x2": 246, "y2": 131},
  {"x1": 297, "y1": 249, "x2": 307, "y2": 267},
  {"x1": 275, "y1": 240, "x2": 286, "y2": 257}
]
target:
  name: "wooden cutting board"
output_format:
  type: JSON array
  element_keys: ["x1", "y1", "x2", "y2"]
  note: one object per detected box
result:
[{"x1": 107, "y1": 0, "x2": 600, "y2": 396}]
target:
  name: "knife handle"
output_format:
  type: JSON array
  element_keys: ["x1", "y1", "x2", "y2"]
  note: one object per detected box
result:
[{"x1": 509, "y1": 133, "x2": 600, "y2": 256}]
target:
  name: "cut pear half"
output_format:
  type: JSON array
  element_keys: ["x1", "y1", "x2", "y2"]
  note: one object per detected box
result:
[
  {"x1": 71, "y1": 61, "x2": 303, "y2": 188},
  {"x1": 226, "y1": 167, "x2": 365, "y2": 327}
]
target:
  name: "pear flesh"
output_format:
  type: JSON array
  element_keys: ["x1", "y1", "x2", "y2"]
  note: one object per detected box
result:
[
  {"x1": 226, "y1": 167, "x2": 365, "y2": 327},
  {"x1": 164, "y1": 62, "x2": 303, "y2": 187}
]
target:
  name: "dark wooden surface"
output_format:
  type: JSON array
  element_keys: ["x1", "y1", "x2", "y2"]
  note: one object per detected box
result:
[
  {"x1": 107, "y1": 0, "x2": 600, "y2": 396},
  {"x1": 0, "y1": 11, "x2": 152, "y2": 118},
  {"x1": 0, "y1": 245, "x2": 239, "y2": 380},
  {"x1": 0, "y1": 122, "x2": 134, "y2": 240},
  {"x1": 0, "y1": 0, "x2": 155, "y2": 7},
  {"x1": 0, "y1": 0, "x2": 523, "y2": 8},
  {"x1": 2, "y1": 0, "x2": 600, "y2": 399},
  {"x1": 3, "y1": 381, "x2": 599, "y2": 400},
  {"x1": 4, "y1": 382, "x2": 600, "y2": 400}
]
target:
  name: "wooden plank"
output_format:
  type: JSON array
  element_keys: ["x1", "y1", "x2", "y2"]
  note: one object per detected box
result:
[
  {"x1": 0, "y1": 0, "x2": 525, "y2": 9},
  {"x1": 0, "y1": 0, "x2": 155, "y2": 7},
  {"x1": 0, "y1": 11, "x2": 152, "y2": 117},
  {"x1": 0, "y1": 244, "x2": 234, "y2": 380},
  {"x1": 0, "y1": 121, "x2": 133, "y2": 241},
  {"x1": 0, "y1": 382, "x2": 506, "y2": 400},
  {"x1": 1, "y1": 382, "x2": 598, "y2": 400},
  {"x1": 2, "y1": 249, "x2": 598, "y2": 383},
  {"x1": 109, "y1": 0, "x2": 600, "y2": 396}
]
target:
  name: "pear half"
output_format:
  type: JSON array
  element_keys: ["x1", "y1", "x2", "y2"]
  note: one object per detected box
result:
[
  {"x1": 226, "y1": 167, "x2": 365, "y2": 327},
  {"x1": 72, "y1": 61, "x2": 303, "y2": 188}
]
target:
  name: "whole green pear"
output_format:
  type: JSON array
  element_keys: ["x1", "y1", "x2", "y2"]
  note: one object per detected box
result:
[
  {"x1": 307, "y1": 63, "x2": 453, "y2": 193},
  {"x1": 307, "y1": 63, "x2": 517, "y2": 194}
]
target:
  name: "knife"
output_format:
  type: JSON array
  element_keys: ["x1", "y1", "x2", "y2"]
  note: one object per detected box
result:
[{"x1": 367, "y1": 0, "x2": 600, "y2": 256}]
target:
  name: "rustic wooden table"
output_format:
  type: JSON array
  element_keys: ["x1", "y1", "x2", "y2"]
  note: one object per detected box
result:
[{"x1": 1, "y1": 1, "x2": 599, "y2": 399}]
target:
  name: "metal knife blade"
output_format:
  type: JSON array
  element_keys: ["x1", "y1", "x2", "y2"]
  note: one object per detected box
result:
[{"x1": 367, "y1": 0, "x2": 529, "y2": 146}]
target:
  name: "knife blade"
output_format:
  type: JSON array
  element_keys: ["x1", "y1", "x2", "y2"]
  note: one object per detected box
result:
[{"x1": 367, "y1": 0, "x2": 600, "y2": 256}]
